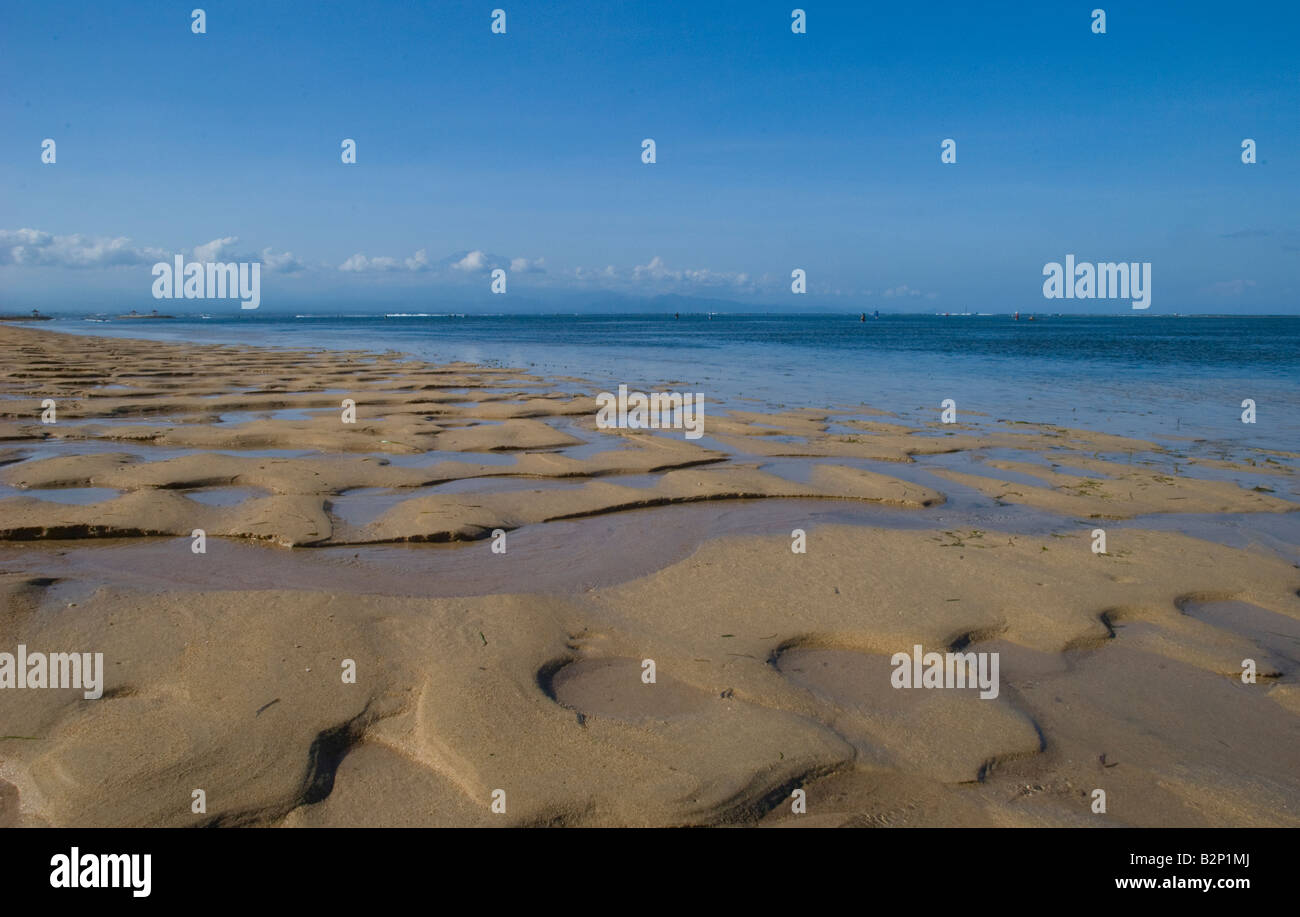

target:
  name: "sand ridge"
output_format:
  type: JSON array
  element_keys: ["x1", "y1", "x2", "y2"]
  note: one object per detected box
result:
[
  {"x1": 2, "y1": 526, "x2": 1296, "y2": 827},
  {"x1": 0, "y1": 324, "x2": 1297, "y2": 827}
]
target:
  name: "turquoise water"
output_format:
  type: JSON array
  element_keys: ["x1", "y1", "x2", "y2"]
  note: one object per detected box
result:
[{"x1": 47, "y1": 313, "x2": 1300, "y2": 452}]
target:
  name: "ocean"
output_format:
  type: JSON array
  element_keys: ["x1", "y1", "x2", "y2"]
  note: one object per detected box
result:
[{"x1": 47, "y1": 313, "x2": 1300, "y2": 454}]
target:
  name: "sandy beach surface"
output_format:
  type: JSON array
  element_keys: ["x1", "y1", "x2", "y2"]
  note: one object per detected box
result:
[{"x1": 0, "y1": 324, "x2": 1296, "y2": 827}]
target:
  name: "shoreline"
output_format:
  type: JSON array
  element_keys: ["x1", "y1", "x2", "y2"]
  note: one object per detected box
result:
[
  {"x1": 29, "y1": 314, "x2": 1300, "y2": 452},
  {"x1": 0, "y1": 323, "x2": 1297, "y2": 827}
]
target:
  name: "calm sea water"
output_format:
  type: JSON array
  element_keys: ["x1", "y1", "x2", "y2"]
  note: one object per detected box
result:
[{"x1": 46, "y1": 313, "x2": 1300, "y2": 453}]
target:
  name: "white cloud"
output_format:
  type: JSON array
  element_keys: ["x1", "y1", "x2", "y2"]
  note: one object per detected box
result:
[
  {"x1": 191, "y1": 236, "x2": 240, "y2": 262},
  {"x1": 339, "y1": 252, "x2": 402, "y2": 272},
  {"x1": 574, "y1": 255, "x2": 754, "y2": 291},
  {"x1": 632, "y1": 255, "x2": 672, "y2": 281},
  {"x1": 190, "y1": 237, "x2": 304, "y2": 273},
  {"x1": 2, "y1": 229, "x2": 765, "y2": 298},
  {"x1": 339, "y1": 247, "x2": 502, "y2": 274},
  {"x1": 0, "y1": 228, "x2": 166, "y2": 268},
  {"x1": 510, "y1": 256, "x2": 545, "y2": 273},
  {"x1": 0, "y1": 229, "x2": 307, "y2": 274},
  {"x1": 260, "y1": 248, "x2": 304, "y2": 273},
  {"x1": 452, "y1": 250, "x2": 490, "y2": 273}
]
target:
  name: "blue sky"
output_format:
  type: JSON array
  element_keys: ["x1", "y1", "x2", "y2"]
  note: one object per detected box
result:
[{"x1": 2, "y1": 0, "x2": 1297, "y2": 313}]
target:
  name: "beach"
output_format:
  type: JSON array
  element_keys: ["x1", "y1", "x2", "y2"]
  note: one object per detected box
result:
[{"x1": 0, "y1": 322, "x2": 1297, "y2": 827}]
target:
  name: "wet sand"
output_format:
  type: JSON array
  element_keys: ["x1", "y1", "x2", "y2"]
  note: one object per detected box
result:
[{"x1": 0, "y1": 324, "x2": 1296, "y2": 827}]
